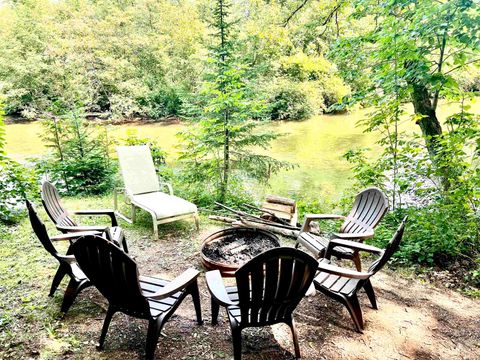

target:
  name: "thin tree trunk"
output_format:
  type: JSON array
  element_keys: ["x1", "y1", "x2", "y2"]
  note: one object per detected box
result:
[
  {"x1": 410, "y1": 84, "x2": 443, "y2": 157},
  {"x1": 410, "y1": 84, "x2": 452, "y2": 190}
]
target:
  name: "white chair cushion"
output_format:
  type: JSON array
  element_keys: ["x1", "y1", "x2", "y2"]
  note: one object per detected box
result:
[{"x1": 131, "y1": 192, "x2": 197, "y2": 220}]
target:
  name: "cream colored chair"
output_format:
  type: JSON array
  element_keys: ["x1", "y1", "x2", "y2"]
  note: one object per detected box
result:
[{"x1": 115, "y1": 145, "x2": 199, "y2": 238}]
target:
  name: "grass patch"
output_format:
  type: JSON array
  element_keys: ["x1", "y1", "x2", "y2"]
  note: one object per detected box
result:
[{"x1": 0, "y1": 194, "x2": 201, "y2": 359}]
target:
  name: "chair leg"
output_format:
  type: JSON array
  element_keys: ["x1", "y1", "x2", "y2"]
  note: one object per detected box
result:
[
  {"x1": 352, "y1": 252, "x2": 362, "y2": 271},
  {"x1": 231, "y1": 327, "x2": 242, "y2": 360},
  {"x1": 189, "y1": 281, "x2": 203, "y2": 325},
  {"x1": 97, "y1": 306, "x2": 116, "y2": 350},
  {"x1": 363, "y1": 279, "x2": 378, "y2": 309},
  {"x1": 61, "y1": 278, "x2": 83, "y2": 313},
  {"x1": 150, "y1": 213, "x2": 159, "y2": 239},
  {"x1": 287, "y1": 319, "x2": 301, "y2": 358},
  {"x1": 120, "y1": 234, "x2": 129, "y2": 253},
  {"x1": 49, "y1": 265, "x2": 67, "y2": 296},
  {"x1": 145, "y1": 319, "x2": 162, "y2": 360},
  {"x1": 194, "y1": 213, "x2": 200, "y2": 230},
  {"x1": 211, "y1": 298, "x2": 220, "y2": 325},
  {"x1": 131, "y1": 204, "x2": 136, "y2": 223},
  {"x1": 344, "y1": 294, "x2": 364, "y2": 333}
]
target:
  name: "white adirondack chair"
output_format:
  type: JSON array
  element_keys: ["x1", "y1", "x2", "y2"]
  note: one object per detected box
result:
[{"x1": 115, "y1": 145, "x2": 199, "y2": 238}]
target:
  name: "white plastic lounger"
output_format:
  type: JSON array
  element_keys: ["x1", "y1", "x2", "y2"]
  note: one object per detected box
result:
[{"x1": 115, "y1": 145, "x2": 199, "y2": 238}]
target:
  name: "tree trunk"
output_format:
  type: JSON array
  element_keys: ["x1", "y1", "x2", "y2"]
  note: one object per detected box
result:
[
  {"x1": 410, "y1": 84, "x2": 452, "y2": 190},
  {"x1": 411, "y1": 83, "x2": 443, "y2": 157}
]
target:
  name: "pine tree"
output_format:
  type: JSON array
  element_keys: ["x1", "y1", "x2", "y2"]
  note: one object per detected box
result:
[{"x1": 178, "y1": 0, "x2": 290, "y2": 204}]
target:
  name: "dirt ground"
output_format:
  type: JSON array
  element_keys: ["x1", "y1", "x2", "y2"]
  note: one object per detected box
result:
[{"x1": 1, "y1": 213, "x2": 479, "y2": 360}]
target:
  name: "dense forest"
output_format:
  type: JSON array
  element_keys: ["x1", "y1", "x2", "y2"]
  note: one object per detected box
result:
[
  {"x1": 1, "y1": 0, "x2": 479, "y2": 285},
  {"x1": 0, "y1": 0, "x2": 357, "y2": 120}
]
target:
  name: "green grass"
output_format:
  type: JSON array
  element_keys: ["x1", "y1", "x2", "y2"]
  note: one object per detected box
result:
[{"x1": 0, "y1": 194, "x2": 201, "y2": 359}]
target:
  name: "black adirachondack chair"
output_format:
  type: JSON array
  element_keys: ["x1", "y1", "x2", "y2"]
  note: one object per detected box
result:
[
  {"x1": 314, "y1": 217, "x2": 407, "y2": 333},
  {"x1": 206, "y1": 247, "x2": 318, "y2": 360},
  {"x1": 26, "y1": 200, "x2": 92, "y2": 313},
  {"x1": 71, "y1": 235, "x2": 203, "y2": 360},
  {"x1": 296, "y1": 187, "x2": 389, "y2": 270},
  {"x1": 41, "y1": 180, "x2": 128, "y2": 253}
]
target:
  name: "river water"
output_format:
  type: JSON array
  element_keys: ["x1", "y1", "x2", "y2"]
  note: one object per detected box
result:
[{"x1": 5, "y1": 100, "x2": 478, "y2": 201}]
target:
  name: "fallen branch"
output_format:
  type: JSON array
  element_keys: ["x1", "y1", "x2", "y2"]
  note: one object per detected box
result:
[
  {"x1": 238, "y1": 218, "x2": 300, "y2": 238},
  {"x1": 209, "y1": 215, "x2": 237, "y2": 223}
]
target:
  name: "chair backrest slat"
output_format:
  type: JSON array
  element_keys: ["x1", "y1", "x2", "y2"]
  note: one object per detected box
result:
[
  {"x1": 72, "y1": 235, "x2": 149, "y2": 315},
  {"x1": 368, "y1": 217, "x2": 407, "y2": 274},
  {"x1": 116, "y1": 145, "x2": 160, "y2": 196},
  {"x1": 340, "y1": 188, "x2": 388, "y2": 234},
  {"x1": 41, "y1": 181, "x2": 77, "y2": 228},
  {"x1": 235, "y1": 247, "x2": 317, "y2": 326}
]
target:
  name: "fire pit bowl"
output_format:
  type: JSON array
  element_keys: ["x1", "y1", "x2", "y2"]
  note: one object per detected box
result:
[{"x1": 200, "y1": 227, "x2": 280, "y2": 277}]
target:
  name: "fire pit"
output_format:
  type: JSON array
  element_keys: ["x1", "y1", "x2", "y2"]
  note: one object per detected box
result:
[{"x1": 200, "y1": 227, "x2": 280, "y2": 277}]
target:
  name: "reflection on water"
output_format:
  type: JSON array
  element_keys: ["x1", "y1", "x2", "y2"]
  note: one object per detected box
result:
[{"x1": 5, "y1": 99, "x2": 478, "y2": 201}]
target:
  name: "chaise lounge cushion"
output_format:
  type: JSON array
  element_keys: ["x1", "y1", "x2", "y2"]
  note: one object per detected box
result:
[{"x1": 131, "y1": 192, "x2": 197, "y2": 220}]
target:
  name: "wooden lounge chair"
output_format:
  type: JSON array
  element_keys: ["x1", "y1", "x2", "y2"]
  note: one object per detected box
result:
[
  {"x1": 41, "y1": 180, "x2": 128, "y2": 253},
  {"x1": 206, "y1": 247, "x2": 318, "y2": 359},
  {"x1": 26, "y1": 200, "x2": 93, "y2": 313},
  {"x1": 71, "y1": 234, "x2": 202, "y2": 360},
  {"x1": 314, "y1": 217, "x2": 407, "y2": 332},
  {"x1": 296, "y1": 187, "x2": 388, "y2": 270},
  {"x1": 115, "y1": 145, "x2": 199, "y2": 238}
]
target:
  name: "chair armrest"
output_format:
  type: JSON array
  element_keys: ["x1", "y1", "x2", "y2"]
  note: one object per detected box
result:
[
  {"x1": 332, "y1": 229, "x2": 374, "y2": 240},
  {"x1": 326, "y1": 238, "x2": 383, "y2": 257},
  {"x1": 143, "y1": 268, "x2": 199, "y2": 300},
  {"x1": 300, "y1": 214, "x2": 345, "y2": 232},
  {"x1": 73, "y1": 209, "x2": 118, "y2": 226},
  {"x1": 205, "y1": 270, "x2": 237, "y2": 307},
  {"x1": 57, "y1": 225, "x2": 108, "y2": 233},
  {"x1": 317, "y1": 261, "x2": 371, "y2": 280},
  {"x1": 159, "y1": 182, "x2": 173, "y2": 195},
  {"x1": 51, "y1": 231, "x2": 101, "y2": 241},
  {"x1": 57, "y1": 254, "x2": 76, "y2": 264}
]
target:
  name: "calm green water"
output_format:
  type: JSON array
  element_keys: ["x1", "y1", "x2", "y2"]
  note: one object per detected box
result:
[{"x1": 5, "y1": 100, "x2": 478, "y2": 201}]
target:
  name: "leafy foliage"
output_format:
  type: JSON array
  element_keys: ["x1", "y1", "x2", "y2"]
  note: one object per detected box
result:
[
  {"x1": 0, "y1": 102, "x2": 38, "y2": 223},
  {"x1": 178, "y1": 0, "x2": 292, "y2": 205},
  {"x1": 332, "y1": 0, "x2": 480, "y2": 156},
  {"x1": 37, "y1": 111, "x2": 115, "y2": 195},
  {"x1": 0, "y1": 159, "x2": 38, "y2": 224},
  {"x1": 0, "y1": 0, "x2": 205, "y2": 119},
  {"x1": 345, "y1": 102, "x2": 479, "y2": 275},
  {"x1": 268, "y1": 79, "x2": 315, "y2": 121}
]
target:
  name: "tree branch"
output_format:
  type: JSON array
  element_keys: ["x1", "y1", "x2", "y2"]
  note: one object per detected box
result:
[
  {"x1": 283, "y1": 1, "x2": 343, "y2": 28},
  {"x1": 444, "y1": 58, "x2": 480, "y2": 75},
  {"x1": 433, "y1": 31, "x2": 447, "y2": 110},
  {"x1": 283, "y1": 0, "x2": 310, "y2": 27}
]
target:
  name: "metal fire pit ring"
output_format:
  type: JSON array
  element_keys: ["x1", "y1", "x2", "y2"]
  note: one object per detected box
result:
[{"x1": 200, "y1": 227, "x2": 280, "y2": 277}]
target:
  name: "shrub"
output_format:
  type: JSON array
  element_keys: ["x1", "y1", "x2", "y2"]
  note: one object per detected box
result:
[
  {"x1": 121, "y1": 129, "x2": 169, "y2": 177},
  {"x1": 267, "y1": 80, "x2": 316, "y2": 120},
  {"x1": 341, "y1": 107, "x2": 479, "y2": 278},
  {"x1": 274, "y1": 53, "x2": 351, "y2": 113},
  {"x1": 138, "y1": 88, "x2": 182, "y2": 119},
  {"x1": 0, "y1": 159, "x2": 38, "y2": 224},
  {"x1": 277, "y1": 53, "x2": 331, "y2": 82},
  {"x1": 320, "y1": 77, "x2": 351, "y2": 111},
  {"x1": 37, "y1": 111, "x2": 116, "y2": 195}
]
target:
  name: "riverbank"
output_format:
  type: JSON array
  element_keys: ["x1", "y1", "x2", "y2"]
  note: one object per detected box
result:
[{"x1": 5, "y1": 99, "x2": 479, "y2": 202}]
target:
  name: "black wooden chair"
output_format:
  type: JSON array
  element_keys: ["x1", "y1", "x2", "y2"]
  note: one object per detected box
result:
[
  {"x1": 71, "y1": 235, "x2": 202, "y2": 360},
  {"x1": 26, "y1": 200, "x2": 93, "y2": 313},
  {"x1": 296, "y1": 187, "x2": 388, "y2": 270},
  {"x1": 41, "y1": 180, "x2": 128, "y2": 252},
  {"x1": 206, "y1": 247, "x2": 318, "y2": 359},
  {"x1": 314, "y1": 217, "x2": 407, "y2": 332}
]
